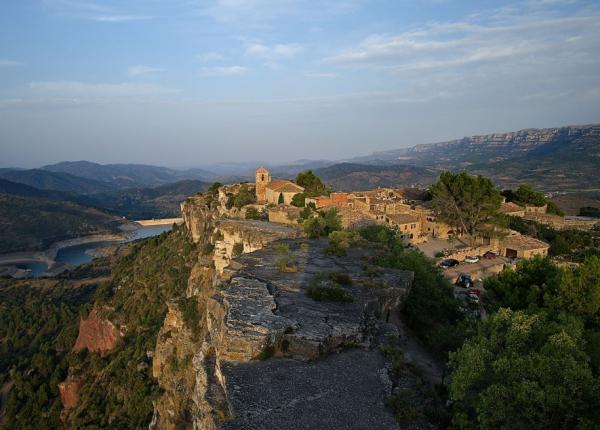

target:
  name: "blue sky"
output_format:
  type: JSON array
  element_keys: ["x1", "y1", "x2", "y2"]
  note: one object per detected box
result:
[{"x1": 1, "y1": 0, "x2": 599, "y2": 168}]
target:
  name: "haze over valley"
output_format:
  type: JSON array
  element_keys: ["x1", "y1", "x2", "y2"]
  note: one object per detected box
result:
[{"x1": 1, "y1": 1, "x2": 600, "y2": 429}]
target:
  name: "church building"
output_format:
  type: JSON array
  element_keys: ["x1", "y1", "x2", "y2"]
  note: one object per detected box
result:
[{"x1": 255, "y1": 167, "x2": 304, "y2": 205}]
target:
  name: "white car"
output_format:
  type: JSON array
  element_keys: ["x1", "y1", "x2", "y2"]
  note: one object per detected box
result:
[{"x1": 464, "y1": 256, "x2": 480, "y2": 264}]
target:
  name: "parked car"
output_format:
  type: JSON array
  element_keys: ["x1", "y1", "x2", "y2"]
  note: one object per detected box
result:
[
  {"x1": 464, "y1": 255, "x2": 480, "y2": 264},
  {"x1": 455, "y1": 273, "x2": 473, "y2": 288},
  {"x1": 483, "y1": 251, "x2": 497, "y2": 259},
  {"x1": 439, "y1": 258, "x2": 460, "y2": 269}
]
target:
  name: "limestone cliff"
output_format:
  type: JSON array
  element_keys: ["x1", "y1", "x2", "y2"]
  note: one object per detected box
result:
[{"x1": 151, "y1": 190, "x2": 416, "y2": 429}]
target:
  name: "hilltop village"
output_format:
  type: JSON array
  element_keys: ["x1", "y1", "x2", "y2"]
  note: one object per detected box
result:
[{"x1": 219, "y1": 167, "x2": 595, "y2": 263}]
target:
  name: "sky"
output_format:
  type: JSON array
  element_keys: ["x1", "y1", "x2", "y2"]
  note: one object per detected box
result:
[{"x1": 1, "y1": 0, "x2": 600, "y2": 168}]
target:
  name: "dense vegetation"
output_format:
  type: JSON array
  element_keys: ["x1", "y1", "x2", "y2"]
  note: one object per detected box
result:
[
  {"x1": 0, "y1": 225, "x2": 199, "y2": 429},
  {"x1": 0, "y1": 193, "x2": 122, "y2": 253},
  {"x1": 0, "y1": 279, "x2": 97, "y2": 428},
  {"x1": 502, "y1": 184, "x2": 564, "y2": 216},
  {"x1": 447, "y1": 256, "x2": 600, "y2": 429},
  {"x1": 579, "y1": 206, "x2": 600, "y2": 218},
  {"x1": 67, "y1": 225, "x2": 198, "y2": 428}
]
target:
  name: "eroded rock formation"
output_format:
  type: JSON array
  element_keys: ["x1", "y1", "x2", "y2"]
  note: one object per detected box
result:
[
  {"x1": 72, "y1": 309, "x2": 122, "y2": 354},
  {"x1": 151, "y1": 191, "x2": 415, "y2": 429}
]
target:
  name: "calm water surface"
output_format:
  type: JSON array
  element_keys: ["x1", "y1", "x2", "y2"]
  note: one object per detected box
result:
[{"x1": 55, "y1": 224, "x2": 174, "y2": 267}]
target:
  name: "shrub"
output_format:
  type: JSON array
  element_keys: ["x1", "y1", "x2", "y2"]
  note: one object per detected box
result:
[
  {"x1": 245, "y1": 207, "x2": 265, "y2": 220},
  {"x1": 233, "y1": 184, "x2": 256, "y2": 209},
  {"x1": 291, "y1": 192, "x2": 307, "y2": 207},
  {"x1": 326, "y1": 230, "x2": 352, "y2": 256},
  {"x1": 257, "y1": 345, "x2": 275, "y2": 360},
  {"x1": 303, "y1": 208, "x2": 342, "y2": 238},
  {"x1": 329, "y1": 272, "x2": 352, "y2": 285},
  {"x1": 201, "y1": 243, "x2": 215, "y2": 255},
  {"x1": 306, "y1": 272, "x2": 354, "y2": 303},
  {"x1": 307, "y1": 284, "x2": 353, "y2": 303},
  {"x1": 434, "y1": 251, "x2": 445, "y2": 258},
  {"x1": 232, "y1": 242, "x2": 244, "y2": 257},
  {"x1": 275, "y1": 244, "x2": 297, "y2": 272}
]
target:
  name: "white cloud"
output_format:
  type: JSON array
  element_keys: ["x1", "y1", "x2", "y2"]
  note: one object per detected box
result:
[
  {"x1": 0, "y1": 59, "x2": 21, "y2": 67},
  {"x1": 245, "y1": 43, "x2": 303, "y2": 60},
  {"x1": 92, "y1": 14, "x2": 151, "y2": 22},
  {"x1": 199, "y1": 65, "x2": 248, "y2": 76},
  {"x1": 127, "y1": 65, "x2": 166, "y2": 77}
]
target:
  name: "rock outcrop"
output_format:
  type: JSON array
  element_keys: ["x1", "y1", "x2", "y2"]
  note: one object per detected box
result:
[
  {"x1": 72, "y1": 310, "x2": 122, "y2": 354},
  {"x1": 151, "y1": 187, "x2": 417, "y2": 429},
  {"x1": 58, "y1": 376, "x2": 83, "y2": 409}
]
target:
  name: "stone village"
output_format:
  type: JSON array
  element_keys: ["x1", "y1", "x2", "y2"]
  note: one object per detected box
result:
[{"x1": 212, "y1": 167, "x2": 597, "y2": 280}]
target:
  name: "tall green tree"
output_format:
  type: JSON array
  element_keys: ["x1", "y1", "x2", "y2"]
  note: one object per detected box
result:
[
  {"x1": 295, "y1": 170, "x2": 328, "y2": 196},
  {"x1": 430, "y1": 171, "x2": 503, "y2": 246},
  {"x1": 447, "y1": 308, "x2": 600, "y2": 430}
]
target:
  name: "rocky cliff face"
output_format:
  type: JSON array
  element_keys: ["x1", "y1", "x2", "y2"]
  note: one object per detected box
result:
[
  {"x1": 151, "y1": 191, "x2": 415, "y2": 429},
  {"x1": 362, "y1": 124, "x2": 600, "y2": 167}
]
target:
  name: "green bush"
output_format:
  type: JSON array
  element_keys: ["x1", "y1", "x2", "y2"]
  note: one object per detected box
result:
[
  {"x1": 232, "y1": 242, "x2": 244, "y2": 257},
  {"x1": 303, "y1": 208, "x2": 342, "y2": 238},
  {"x1": 326, "y1": 230, "x2": 352, "y2": 256},
  {"x1": 291, "y1": 192, "x2": 307, "y2": 207},
  {"x1": 245, "y1": 207, "x2": 265, "y2": 220},
  {"x1": 306, "y1": 272, "x2": 354, "y2": 303}
]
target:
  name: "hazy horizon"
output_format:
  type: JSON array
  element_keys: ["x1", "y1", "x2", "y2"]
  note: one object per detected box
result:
[{"x1": 2, "y1": 0, "x2": 600, "y2": 168}]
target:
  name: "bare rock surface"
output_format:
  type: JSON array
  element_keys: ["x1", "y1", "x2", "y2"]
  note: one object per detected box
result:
[
  {"x1": 72, "y1": 309, "x2": 121, "y2": 354},
  {"x1": 221, "y1": 349, "x2": 400, "y2": 430}
]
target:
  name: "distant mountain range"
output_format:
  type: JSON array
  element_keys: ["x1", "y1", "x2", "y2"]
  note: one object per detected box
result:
[
  {"x1": 41, "y1": 161, "x2": 216, "y2": 189},
  {"x1": 341, "y1": 123, "x2": 600, "y2": 192}
]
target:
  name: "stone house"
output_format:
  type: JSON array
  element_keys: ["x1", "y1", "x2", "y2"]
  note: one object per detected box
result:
[
  {"x1": 384, "y1": 213, "x2": 423, "y2": 244},
  {"x1": 499, "y1": 234, "x2": 549, "y2": 259}
]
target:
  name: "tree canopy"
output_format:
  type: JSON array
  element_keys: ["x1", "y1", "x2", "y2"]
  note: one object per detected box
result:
[
  {"x1": 430, "y1": 171, "x2": 503, "y2": 245},
  {"x1": 448, "y1": 308, "x2": 600, "y2": 430},
  {"x1": 503, "y1": 184, "x2": 564, "y2": 216},
  {"x1": 295, "y1": 170, "x2": 328, "y2": 196}
]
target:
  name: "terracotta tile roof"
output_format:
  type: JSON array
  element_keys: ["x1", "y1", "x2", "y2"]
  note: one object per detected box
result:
[
  {"x1": 502, "y1": 235, "x2": 549, "y2": 250},
  {"x1": 266, "y1": 179, "x2": 304, "y2": 193},
  {"x1": 500, "y1": 202, "x2": 524, "y2": 214},
  {"x1": 256, "y1": 166, "x2": 269, "y2": 173}
]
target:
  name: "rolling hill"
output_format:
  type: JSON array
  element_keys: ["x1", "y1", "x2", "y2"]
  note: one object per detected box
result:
[
  {"x1": 0, "y1": 193, "x2": 123, "y2": 254},
  {"x1": 41, "y1": 161, "x2": 216, "y2": 189},
  {"x1": 0, "y1": 168, "x2": 114, "y2": 194},
  {"x1": 314, "y1": 163, "x2": 440, "y2": 191}
]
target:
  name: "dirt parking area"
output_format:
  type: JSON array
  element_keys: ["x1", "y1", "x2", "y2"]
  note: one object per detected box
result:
[{"x1": 442, "y1": 256, "x2": 511, "y2": 283}]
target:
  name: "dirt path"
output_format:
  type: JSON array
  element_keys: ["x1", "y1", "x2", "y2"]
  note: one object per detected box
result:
[{"x1": 389, "y1": 311, "x2": 445, "y2": 387}]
